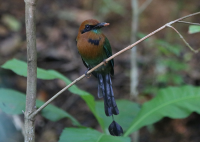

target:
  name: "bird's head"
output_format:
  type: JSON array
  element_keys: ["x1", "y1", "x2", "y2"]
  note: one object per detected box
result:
[{"x1": 78, "y1": 19, "x2": 109, "y2": 34}]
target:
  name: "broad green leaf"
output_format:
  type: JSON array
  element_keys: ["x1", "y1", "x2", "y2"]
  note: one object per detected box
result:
[
  {"x1": 0, "y1": 88, "x2": 80, "y2": 126},
  {"x1": 1, "y1": 59, "x2": 100, "y2": 127},
  {"x1": 0, "y1": 89, "x2": 25, "y2": 114},
  {"x1": 1, "y1": 59, "x2": 56, "y2": 80},
  {"x1": 189, "y1": 25, "x2": 200, "y2": 34},
  {"x1": 95, "y1": 100, "x2": 140, "y2": 133},
  {"x1": 1, "y1": 59, "x2": 96, "y2": 113},
  {"x1": 46, "y1": 70, "x2": 96, "y2": 115},
  {"x1": 124, "y1": 86, "x2": 200, "y2": 136},
  {"x1": 36, "y1": 100, "x2": 80, "y2": 126},
  {"x1": 59, "y1": 128, "x2": 130, "y2": 142}
]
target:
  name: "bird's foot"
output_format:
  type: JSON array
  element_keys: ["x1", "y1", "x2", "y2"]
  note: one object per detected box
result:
[
  {"x1": 85, "y1": 68, "x2": 91, "y2": 78},
  {"x1": 103, "y1": 59, "x2": 108, "y2": 66}
]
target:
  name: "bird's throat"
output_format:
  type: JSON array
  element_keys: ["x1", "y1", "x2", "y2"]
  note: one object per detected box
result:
[{"x1": 92, "y1": 29, "x2": 101, "y2": 34}]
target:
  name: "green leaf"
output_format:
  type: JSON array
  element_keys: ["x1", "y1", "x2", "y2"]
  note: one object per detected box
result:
[
  {"x1": 137, "y1": 32, "x2": 150, "y2": 42},
  {"x1": 2, "y1": 15, "x2": 21, "y2": 32},
  {"x1": 2, "y1": 59, "x2": 98, "y2": 126},
  {"x1": 59, "y1": 128, "x2": 130, "y2": 142},
  {"x1": 1, "y1": 59, "x2": 96, "y2": 114},
  {"x1": 124, "y1": 86, "x2": 200, "y2": 136},
  {"x1": 101, "y1": 0, "x2": 125, "y2": 16},
  {"x1": 157, "y1": 73, "x2": 184, "y2": 85},
  {"x1": 156, "y1": 40, "x2": 182, "y2": 56},
  {"x1": 1, "y1": 59, "x2": 56, "y2": 80},
  {"x1": 0, "y1": 88, "x2": 80, "y2": 126},
  {"x1": 36, "y1": 100, "x2": 80, "y2": 126},
  {"x1": 189, "y1": 25, "x2": 200, "y2": 34},
  {"x1": 0, "y1": 89, "x2": 25, "y2": 114},
  {"x1": 95, "y1": 100, "x2": 140, "y2": 133},
  {"x1": 158, "y1": 58, "x2": 187, "y2": 71},
  {"x1": 46, "y1": 70, "x2": 97, "y2": 115}
]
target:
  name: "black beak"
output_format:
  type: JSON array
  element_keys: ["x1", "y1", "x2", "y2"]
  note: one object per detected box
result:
[{"x1": 94, "y1": 22, "x2": 110, "y2": 29}]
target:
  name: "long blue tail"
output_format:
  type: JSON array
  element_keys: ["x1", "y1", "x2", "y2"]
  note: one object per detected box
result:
[{"x1": 97, "y1": 74, "x2": 119, "y2": 116}]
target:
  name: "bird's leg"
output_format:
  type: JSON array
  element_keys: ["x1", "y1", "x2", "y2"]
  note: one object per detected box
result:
[
  {"x1": 103, "y1": 59, "x2": 108, "y2": 66},
  {"x1": 85, "y1": 68, "x2": 91, "y2": 78}
]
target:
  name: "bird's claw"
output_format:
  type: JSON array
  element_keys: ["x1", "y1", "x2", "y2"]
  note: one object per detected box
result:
[
  {"x1": 103, "y1": 59, "x2": 108, "y2": 66},
  {"x1": 85, "y1": 68, "x2": 91, "y2": 78}
]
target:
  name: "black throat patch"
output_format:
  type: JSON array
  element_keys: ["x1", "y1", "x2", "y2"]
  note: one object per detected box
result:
[{"x1": 88, "y1": 38, "x2": 101, "y2": 46}]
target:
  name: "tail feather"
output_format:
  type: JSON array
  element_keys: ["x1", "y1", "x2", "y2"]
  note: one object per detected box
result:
[
  {"x1": 97, "y1": 74, "x2": 104, "y2": 98},
  {"x1": 98, "y1": 74, "x2": 119, "y2": 116}
]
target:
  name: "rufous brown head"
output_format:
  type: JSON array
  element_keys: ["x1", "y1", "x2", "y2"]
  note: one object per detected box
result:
[{"x1": 78, "y1": 19, "x2": 109, "y2": 34}]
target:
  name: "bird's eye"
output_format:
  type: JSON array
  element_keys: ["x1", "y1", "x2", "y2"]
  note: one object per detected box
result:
[{"x1": 85, "y1": 25, "x2": 90, "y2": 30}]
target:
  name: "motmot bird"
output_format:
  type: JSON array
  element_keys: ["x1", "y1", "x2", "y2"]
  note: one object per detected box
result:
[
  {"x1": 76, "y1": 19, "x2": 123, "y2": 136},
  {"x1": 76, "y1": 19, "x2": 119, "y2": 116}
]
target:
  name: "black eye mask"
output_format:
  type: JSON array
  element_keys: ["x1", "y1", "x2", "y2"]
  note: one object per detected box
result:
[{"x1": 81, "y1": 24, "x2": 95, "y2": 34}]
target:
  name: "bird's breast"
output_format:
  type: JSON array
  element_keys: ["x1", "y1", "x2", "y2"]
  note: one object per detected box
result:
[{"x1": 77, "y1": 33, "x2": 106, "y2": 62}]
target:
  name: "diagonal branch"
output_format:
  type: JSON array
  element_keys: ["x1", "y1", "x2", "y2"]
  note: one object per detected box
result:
[
  {"x1": 29, "y1": 25, "x2": 166, "y2": 119},
  {"x1": 29, "y1": 11, "x2": 200, "y2": 119}
]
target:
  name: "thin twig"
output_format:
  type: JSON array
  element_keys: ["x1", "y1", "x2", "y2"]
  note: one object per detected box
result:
[
  {"x1": 139, "y1": 0, "x2": 153, "y2": 14},
  {"x1": 29, "y1": 11, "x2": 200, "y2": 119},
  {"x1": 172, "y1": 11, "x2": 200, "y2": 23},
  {"x1": 167, "y1": 25, "x2": 199, "y2": 53},
  {"x1": 177, "y1": 21, "x2": 200, "y2": 26}
]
